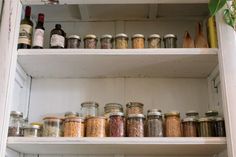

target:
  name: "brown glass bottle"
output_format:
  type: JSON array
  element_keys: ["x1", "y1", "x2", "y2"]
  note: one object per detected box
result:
[
  {"x1": 33, "y1": 13, "x2": 45, "y2": 49},
  {"x1": 18, "y1": 6, "x2": 34, "y2": 49},
  {"x1": 50, "y1": 24, "x2": 66, "y2": 48}
]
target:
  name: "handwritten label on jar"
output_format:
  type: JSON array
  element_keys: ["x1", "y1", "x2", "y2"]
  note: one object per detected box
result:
[
  {"x1": 33, "y1": 29, "x2": 44, "y2": 47},
  {"x1": 18, "y1": 24, "x2": 33, "y2": 45},
  {"x1": 50, "y1": 34, "x2": 65, "y2": 48}
]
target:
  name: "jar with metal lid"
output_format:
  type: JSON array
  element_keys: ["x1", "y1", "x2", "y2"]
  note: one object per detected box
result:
[
  {"x1": 43, "y1": 117, "x2": 62, "y2": 137},
  {"x1": 186, "y1": 111, "x2": 199, "y2": 118},
  {"x1": 163, "y1": 34, "x2": 177, "y2": 48},
  {"x1": 86, "y1": 116, "x2": 106, "y2": 137},
  {"x1": 100, "y1": 34, "x2": 113, "y2": 49},
  {"x1": 148, "y1": 34, "x2": 161, "y2": 48},
  {"x1": 23, "y1": 124, "x2": 41, "y2": 137},
  {"x1": 64, "y1": 117, "x2": 85, "y2": 137},
  {"x1": 132, "y1": 34, "x2": 145, "y2": 48},
  {"x1": 81, "y1": 101, "x2": 99, "y2": 119},
  {"x1": 115, "y1": 33, "x2": 128, "y2": 49},
  {"x1": 147, "y1": 111, "x2": 163, "y2": 137},
  {"x1": 127, "y1": 114, "x2": 145, "y2": 137},
  {"x1": 104, "y1": 103, "x2": 123, "y2": 118},
  {"x1": 164, "y1": 111, "x2": 181, "y2": 137},
  {"x1": 84, "y1": 34, "x2": 97, "y2": 49},
  {"x1": 205, "y1": 110, "x2": 218, "y2": 136},
  {"x1": 30, "y1": 122, "x2": 43, "y2": 136},
  {"x1": 214, "y1": 117, "x2": 226, "y2": 137},
  {"x1": 126, "y1": 102, "x2": 144, "y2": 115},
  {"x1": 147, "y1": 109, "x2": 162, "y2": 114},
  {"x1": 199, "y1": 117, "x2": 213, "y2": 137},
  {"x1": 67, "y1": 35, "x2": 81, "y2": 48},
  {"x1": 182, "y1": 117, "x2": 198, "y2": 137},
  {"x1": 64, "y1": 111, "x2": 80, "y2": 118},
  {"x1": 109, "y1": 112, "x2": 125, "y2": 137},
  {"x1": 8, "y1": 111, "x2": 24, "y2": 137}
]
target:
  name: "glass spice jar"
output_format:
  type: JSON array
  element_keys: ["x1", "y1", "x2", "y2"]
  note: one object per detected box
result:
[
  {"x1": 23, "y1": 124, "x2": 41, "y2": 137},
  {"x1": 104, "y1": 103, "x2": 123, "y2": 118},
  {"x1": 115, "y1": 33, "x2": 128, "y2": 49},
  {"x1": 148, "y1": 34, "x2": 161, "y2": 48},
  {"x1": 163, "y1": 34, "x2": 177, "y2": 48},
  {"x1": 86, "y1": 116, "x2": 106, "y2": 137},
  {"x1": 64, "y1": 111, "x2": 79, "y2": 118},
  {"x1": 214, "y1": 117, "x2": 226, "y2": 137},
  {"x1": 182, "y1": 117, "x2": 198, "y2": 137},
  {"x1": 186, "y1": 111, "x2": 199, "y2": 118},
  {"x1": 132, "y1": 34, "x2": 145, "y2": 48},
  {"x1": 199, "y1": 117, "x2": 213, "y2": 137},
  {"x1": 8, "y1": 111, "x2": 24, "y2": 137},
  {"x1": 64, "y1": 117, "x2": 85, "y2": 137},
  {"x1": 205, "y1": 110, "x2": 218, "y2": 136},
  {"x1": 67, "y1": 35, "x2": 81, "y2": 48},
  {"x1": 109, "y1": 112, "x2": 125, "y2": 137},
  {"x1": 126, "y1": 102, "x2": 144, "y2": 115},
  {"x1": 100, "y1": 34, "x2": 113, "y2": 49},
  {"x1": 43, "y1": 117, "x2": 62, "y2": 137},
  {"x1": 81, "y1": 101, "x2": 99, "y2": 119},
  {"x1": 164, "y1": 111, "x2": 181, "y2": 137},
  {"x1": 30, "y1": 122, "x2": 43, "y2": 137},
  {"x1": 147, "y1": 111, "x2": 163, "y2": 137},
  {"x1": 127, "y1": 114, "x2": 145, "y2": 137},
  {"x1": 84, "y1": 34, "x2": 97, "y2": 49}
]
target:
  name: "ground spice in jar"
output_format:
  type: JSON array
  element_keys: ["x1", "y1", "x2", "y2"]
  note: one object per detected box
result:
[
  {"x1": 115, "y1": 33, "x2": 128, "y2": 49},
  {"x1": 127, "y1": 114, "x2": 145, "y2": 137},
  {"x1": 164, "y1": 112, "x2": 181, "y2": 137},
  {"x1": 43, "y1": 117, "x2": 62, "y2": 137},
  {"x1": 132, "y1": 34, "x2": 145, "y2": 48},
  {"x1": 182, "y1": 117, "x2": 198, "y2": 137},
  {"x1": 147, "y1": 111, "x2": 163, "y2": 137},
  {"x1": 64, "y1": 117, "x2": 85, "y2": 137},
  {"x1": 126, "y1": 102, "x2": 144, "y2": 115},
  {"x1": 100, "y1": 34, "x2": 113, "y2": 49},
  {"x1": 86, "y1": 116, "x2": 106, "y2": 137},
  {"x1": 148, "y1": 34, "x2": 161, "y2": 48},
  {"x1": 109, "y1": 112, "x2": 125, "y2": 137},
  {"x1": 84, "y1": 34, "x2": 97, "y2": 49}
]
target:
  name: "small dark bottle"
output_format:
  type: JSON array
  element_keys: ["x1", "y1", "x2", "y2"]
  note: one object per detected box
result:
[
  {"x1": 18, "y1": 6, "x2": 34, "y2": 49},
  {"x1": 50, "y1": 24, "x2": 66, "y2": 48},
  {"x1": 32, "y1": 13, "x2": 45, "y2": 49}
]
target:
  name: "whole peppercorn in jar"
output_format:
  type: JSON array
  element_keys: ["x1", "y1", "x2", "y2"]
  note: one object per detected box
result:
[
  {"x1": 132, "y1": 34, "x2": 145, "y2": 48},
  {"x1": 84, "y1": 34, "x2": 98, "y2": 49},
  {"x1": 147, "y1": 34, "x2": 161, "y2": 48},
  {"x1": 43, "y1": 117, "x2": 62, "y2": 137},
  {"x1": 164, "y1": 111, "x2": 181, "y2": 137},
  {"x1": 147, "y1": 111, "x2": 163, "y2": 137},
  {"x1": 67, "y1": 35, "x2": 81, "y2": 48},
  {"x1": 8, "y1": 111, "x2": 24, "y2": 137},
  {"x1": 115, "y1": 33, "x2": 128, "y2": 49},
  {"x1": 163, "y1": 34, "x2": 177, "y2": 48},
  {"x1": 86, "y1": 116, "x2": 106, "y2": 137},
  {"x1": 64, "y1": 117, "x2": 85, "y2": 137},
  {"x1": 127, "y1": 114, "x2": 145, "y2": 137},
  {"x1": 109, "y1": 112, "x2": 125, "y2": 137},
  {"x1": 126, "y1": 102, "x2": 144, "y2": 115},
  {"x1": 81, "y1": 101, "x2": 99, "y2": 119},
  {"x1": 100, "y1": 34, "x2": 113, "y2": 49}
]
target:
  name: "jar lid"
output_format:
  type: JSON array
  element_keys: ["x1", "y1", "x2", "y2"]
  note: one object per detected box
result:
[
  {"x1": 30, "y1": 122, "x2": 43, "y2": 127},
  {"x1": 128, "y1": 114, "x2": 145, "y2": 118},
  {"x1": 84, "y1": 34, "x2": 97, "y2": 39},
  {"x1": 147, "y1": 111, "x2": 162, "y2": 116},
  {"x1": 43, "y1": 116, "x2": 61, "y2": 120},
  {"x1": 186, "y1": 111, "x2": 199, "y2": 117},
  {"x1": 87, "y1": 116, "x2": 106, "y2": 120},
  {"x1": 183, "y1": 117, "x2": 198, "y2": 122},
  {"x1": 198, "y1": 117, "x2": 212, "y2": 122},
  {"x1": 147, "y1": 109, "x2": 162, "y2": 113},
  {"x1": 10, "y1": 111, "x2": 23, "y2": 117},
  {"x1": 205, "y1": 110, "x2": 219, "y2": 117},
  {"x1": 126, "y1": 102, "x2": 144, "y2": 108},
  {"x1": 65, "y1": 117, "x2": 85, "y2": 122},
  {"x1": 101, "y1": 34, "x2": 113, "y2": 39},
  {"x1": 115, "y1": 33, "x2": 128, "y2": 38},
  {"x1": 163, "y1": 34, "x2": 177, "y2": 39},
  {"x1": 109, "y1": 112, "x2": 124, "y2": 117},
  {"x1": 23, "y1": 124, "x2": 41, "y2": 129},
  {"x1": 215, "y1": 117, "x2": 224, "y2": 121},
  {"x1": 132, "y1": 34, "x2": 145, "y2": 39},
  {"x1": 64, "y1": 111, "x2": 79, "y2": 117},
  {"x1": 81, "y1": 101, "x2": 99, "y2": 108},
  {"x1": 148, "y1": 34, "x2": 161, "y2": 39},
  {"x1": 164, "y1": 111, "x2": 180, "y2": 117},
  {"x1": 68, "y1": 35, "x2": 81, "y2": 40}
]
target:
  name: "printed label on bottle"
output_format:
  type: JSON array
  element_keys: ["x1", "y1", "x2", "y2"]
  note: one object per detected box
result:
[
  {"x1": 50, "y1": 34, "x2": 65, "y2": 48},
  {"x1": 18, "y1": 24, "x2": 33, "y2": 45},
  {"x1": 33, "y1": 29, "x2": 44, "y2": 47}
]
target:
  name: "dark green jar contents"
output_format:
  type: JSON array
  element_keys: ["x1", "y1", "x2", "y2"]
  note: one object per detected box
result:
[{"x1": 199, "y1": 117, "x2": 212, "y2": 137}]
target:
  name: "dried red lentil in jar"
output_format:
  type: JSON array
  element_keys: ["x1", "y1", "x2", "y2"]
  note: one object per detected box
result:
[
  {"x1": 84, "y1": 34, "x2": 97, "y2": 49},
  {"x1": 109, "y1": 112, "x2": 125, "y2": 137},
  {"x1": 64, "y1": 117, "x2": 85, "y2": 137},
  {"x1": 126, "y1": 102, "x2": 144, "y2": 115},
  {"x1": 127, "y1": 114, "x2": 145, "y2": 137},
  {"x1": 132, "y1": 34, "x2": 145, "y2": 48},
  {"x1": 164, "y1": 111, "x2": 181, "y2": 137},
  {"x1": 86, "y1": 116, "x2": 106, "y2": 137}
]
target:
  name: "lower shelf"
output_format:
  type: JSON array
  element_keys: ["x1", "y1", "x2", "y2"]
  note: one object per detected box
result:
[{"x1": 7, "y1": 137, "x2": 226, "y2": 155}]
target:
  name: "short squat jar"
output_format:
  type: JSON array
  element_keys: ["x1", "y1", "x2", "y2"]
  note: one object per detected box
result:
[
  {"x1": 64, "y1": 111, "x2": 80, "y2": 118},
  {"x1": 81, "y1": 101, "x2": 99, "y2": 119},
  {"x1": 164, "y1": 111, "x2": 182, "y2": 137},
  {"x1": 163, "y1": 34, "x2": 177, "y2": 48},
  {"x1": 198, "y1": 117, "x2": 213, "y2": 137},
  {"x1": 8, "y1": 111, "x2": 24, "y2": 137},
  {"x1": 132, "y1": 34, "x2": 145, "y2": 48},
  {"x1": 67, "y1": 35, "x2": 81, "y2": 48},
  {"x1": 126, "y1": 102, "x2": 144, "y2": 115},
  {"x1": 23, "y1": 124, "x2": 41, "y2": 137},
  {"x1": 86, "y1": 116, "x2": 106, "y2": 137},
  {"x1": 148, "y1": 34, "x2": 161, "y2": 48},
  {"x1": 147, "y1": 111, "x2": 163, "y2": 137},
  {"x1": 84, "y1": 34, "x2": 97, "y2": 49},
  {"x1": 43, "y1": 117, "x2": 62, "y2": 137},
  {"x1": 100, "y1": 34, "x2": 113, "y2": 49},
  {"x1": 109, "y1": 112, "x2": 125, "y2": 137},
  {"x1": 127, "y1": 114, "x2": 145, "y2": 137},
  {"x1": 115, "y1": 33, "x2": 128, "y2": 49},
  {"x1": 182, "y1": 117, "x2": 198, "y2": 137},
  {"x1": 64, "y1": 117, "x2": 85, "y2": 137}
]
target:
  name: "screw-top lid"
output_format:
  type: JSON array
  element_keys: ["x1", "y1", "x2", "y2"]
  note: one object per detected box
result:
[
  {"x1": 115, "y1": 33, "x2": 128, "y2": 38},
  {"x1": 23, "y1": 124, "x2": 41, "y2": 129},
  {"x1": 109, "y1": 112, "x2": 124, "y2": 117},
  {"x1": 163, "y1": 34, "x2": 177, "y2": 39},
  {"x1": 10, "y1": 111, "x2": 23, "y2": 117},
  {"x1": 81, "y1": 101, "x2": 99, "y2": 108},
  {"x1": 30, "y1": 122, "x2": 43, "y2": 127},
  {"x1": 84, "y1": 34, "x2": 97, "y2": 39},
  {"x1": 205, "y1": 110, "x2": 219, "y2": 117},
  {"x1": 126, "y1": 102, "x2": 144, "y2": 108},
  {"x1": 148, "y1": 34, "x2": 161, "y2": 39},
  {"x1": 147, "y1": 111, "x2": 162, "y2": 116},
  {"x1": 68, "y1": 35, "x2": 81, "y2": 40},
  {"x1": 186, "y1": 111, "x2": 199, "y2": 117},
  {"x1": 43, "y1": 116, "x2": 61, "y2": 121},
  {"x1": 183, "y1": 117, "x2": 198, "y2": 122},
  {"x1": 132, "y1": 34, "x2": 145, "y2": 39},
  {"x1": 128, "y1": 114, "x2": 145, "y2": 118},
  {"x1": 198, "y1": 117, "x2": 212, "y2": 122},
  {"x1": 101, "y1": 34, "x2": 113, "y2": 39},
  {"x1": 147, "y1": 109, "x2": 162, "y2": 113},
  {"x1": 164, "y1": 111, "x2": 180, "y2": 117}
]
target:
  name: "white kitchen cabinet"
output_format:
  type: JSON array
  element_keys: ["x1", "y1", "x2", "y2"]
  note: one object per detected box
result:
[{"x1": 0, "y1": 0, "x2": 235, "y2": 157}]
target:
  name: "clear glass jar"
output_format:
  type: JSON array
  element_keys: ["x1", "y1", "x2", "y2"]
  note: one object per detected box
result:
[
  {"x1": 132, "y1": 34, "x2": 145, "y2": 48},
  {"x1": 126, "y1": 102, "x2": 144, "y2": 115},
  {"x1": 115, "y1": 33, "x2": 128, "y2": 49},
  {"x1": 147, "y1": 111, "x2": 163, "y2": 137},
  {"x1": 64, "y1": 111, "x2": 79, "y2": 118},
  {"x1": 100, "y1": 34, "x2": 113, "y2": 49},
  {"x1": 8, "y1": 111, "x2": 24, "y2": 137},
  {"x1": 23, "y1": 124, "x2": 41, "y2": 137},
  {"x1": 199, "y1": 117, "x2": 213, "y2": 137},
  {"x1": 64, "y1": 117, "x2": 85, "y2": 137},
  {"x1": 43, "y1": 117, "x2": 62, "y2": 137},
  {"x1": 109, "y1": 112, "x2": 125, "y2": 137},
  {"x1": 163, "y1": 34, "x2": 177, "y2": 48},
  {"x1": 127, "y1": 114, "x2": 145, "y2": 137},
  {"x1": 164, "y1": 111, "x2": 181, "y2": 137},
  {"x1": 86, "y1": 116, "x2": 106, "y2": 137},
  {"x1": 215, "y1": 117, "x2": 226, "y2": 137},
  {"x1": 148, "y1": 34, "x2": 161, "y2": 48},
  {"x1": 84, "y1": 34, "x2": 97, "y2": 49},
  {"x1": 81, "y1": 101, "x2": 99, "y2": 119},
  {"x1": 67, "y1": 35, "x2": 81, "y2": 48},
  {"x1": 182, "y1": 117, "x2": 198, "y2": 137},
  {"x1": 30, "y1": 122, "x2": 43, "y2": 137},
  {"x1": 104, "y1": 103, "x2": 123, "y2": 118},
  {"x1": 205, "y1": 110, "x2": 218, "y2": 136}
]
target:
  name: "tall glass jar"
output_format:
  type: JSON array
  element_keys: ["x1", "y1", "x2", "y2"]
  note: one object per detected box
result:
[
  {"x1": 182, "y1": 117, "x2": 198, "y2": 137},
  {"x1": 215, "y1": 117, "x2": 226, "y2": 137},
  {"x1": 8, "y1": 111, "x2": 24, "y2": 137},
  {"x1": 164, "y1": 111, "x2": 181, "y2": 137},
  {"x1": 115, "y1": 33, "x2": 128, "y2": 49},
  {"x1": 127, "y1": 114, "x2": 145, "y2": 137},
  {"x1": 205, "y1": 110, "x2": 218, "y2": 136},
  {"x1": 81, "y1": 101, "x2": 99, "y2": 119},
  {"x1": 198, "y1": 117, "x2": 213, "y2": 137},
  {"x1": 100, "y1": 34, "x2": 113, "y2": 49},
  {"x1": 64, "y1": 117, "x2": 85, "y2": 137},
  {"x1": 43, "y1": 117, "x2": 62, "y2": 137},
  {"x1": 147, "y1": 111, "x2": 163, "y2": 137},
  {"x1": 109, "y1": 112, "x2": 125, "y2": 137},
  {"x1": 126, "y1": 102, "x2": 144, "y2": 115},
  {"x1": 86, "y1": 116, "x2": 106, "y2": 137}
]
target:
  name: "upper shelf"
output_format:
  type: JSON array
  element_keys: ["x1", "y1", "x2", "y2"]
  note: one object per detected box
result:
[{"x1": 17, "y1": 48, "x2": 218, "y2": 78}]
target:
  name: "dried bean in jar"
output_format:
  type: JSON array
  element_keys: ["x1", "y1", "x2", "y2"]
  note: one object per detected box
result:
[
  {"x1": 109, "y1": 112, "x2": 125, "y2": 137},
  {"x1": 164, "y1": 112, "x2": 181, "y2": 137},
  {"x1": 84, "y1": 34, "x2": 97, "y2": 49},
  {"x1": 64, "y1": 117, "x2": 85, "y2": 137},
  {"x1": 100, "y1": 34, "x2": 113, "y2": 49},
  {"x1": 127, "y1": 114, "x2": 145, "y2": 137},
  {"x1": 86, "y1": 116, "x2": 106, "y2": 137}
]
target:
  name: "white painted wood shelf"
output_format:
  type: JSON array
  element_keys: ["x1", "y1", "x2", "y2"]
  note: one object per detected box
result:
[
  {"x1": 17, "y1": 48, "x2": 218, "y2": 78},
  {"x1": 7, "y1": 137, "x2": 226, "y2": 155}
]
